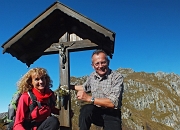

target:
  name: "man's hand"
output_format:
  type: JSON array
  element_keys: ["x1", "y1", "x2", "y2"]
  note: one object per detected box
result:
[{"x1": 76, "y1": 91, "x2": 91, "y2": 102}]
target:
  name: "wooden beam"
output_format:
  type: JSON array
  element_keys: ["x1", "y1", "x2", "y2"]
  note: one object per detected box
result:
[
  {"x1": 44, "y1": 39, "x2": 98, "y2": 53},
  {"x1": 59, "y1": 50, "x2": 71, "y2": 129},
  {"x1": 45, "y1": 39, "x2": 98, "y2": 130}
]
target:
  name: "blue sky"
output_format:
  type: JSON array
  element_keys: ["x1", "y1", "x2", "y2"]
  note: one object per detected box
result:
[{"x1": 0, "y1": 0, "x2": 180, "y2": 112}]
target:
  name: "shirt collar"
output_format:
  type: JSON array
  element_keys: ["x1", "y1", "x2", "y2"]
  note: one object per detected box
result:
[{"x1": 94, "y1": 68, "x2": 111, "y2": 80}]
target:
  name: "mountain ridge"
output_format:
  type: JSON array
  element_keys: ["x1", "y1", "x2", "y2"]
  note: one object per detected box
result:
[
  {"x1": 70, "y1": 68, "x2": 180, "y2": 130},
  {"x1": 0, "y1": 68, "x2": 180, "y2": 130}
]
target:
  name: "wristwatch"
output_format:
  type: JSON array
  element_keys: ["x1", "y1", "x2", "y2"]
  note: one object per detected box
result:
[{"x1": 91, "y1": 97, "x2": 95, "y2": 104}]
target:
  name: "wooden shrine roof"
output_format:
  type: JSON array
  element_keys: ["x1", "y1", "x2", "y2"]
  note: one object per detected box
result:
[{"x1": 1, "y1": 1, "x2": 115, "y2": 67}]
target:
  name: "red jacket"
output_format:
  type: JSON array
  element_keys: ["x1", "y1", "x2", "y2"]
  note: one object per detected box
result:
[{"x1": 13, "y1": 89, "x2": 59, "y2": 130}]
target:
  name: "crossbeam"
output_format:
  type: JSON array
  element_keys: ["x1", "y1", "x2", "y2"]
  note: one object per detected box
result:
[{"x1": 44, "y1": 39, "x2": 98, "y2": 53}]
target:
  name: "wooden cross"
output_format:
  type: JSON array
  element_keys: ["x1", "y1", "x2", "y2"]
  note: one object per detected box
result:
[{"x1": 45, "y1": 32, "x2": 98, "y2": 129}]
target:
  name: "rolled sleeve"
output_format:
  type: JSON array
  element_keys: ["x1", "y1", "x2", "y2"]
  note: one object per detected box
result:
[{"x1": 107, "y1": 73, "x2": 124, "y2": 108}]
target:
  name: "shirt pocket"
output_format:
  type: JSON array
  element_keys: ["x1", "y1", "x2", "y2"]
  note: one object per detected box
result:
[{"x1": 102, "y1": 82, "x2": 112, "y2": 96}]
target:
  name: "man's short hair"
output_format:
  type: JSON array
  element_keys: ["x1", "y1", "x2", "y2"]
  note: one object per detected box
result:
[{"x1": 91, "y1": 49, "x2": 110, "y2": 64}]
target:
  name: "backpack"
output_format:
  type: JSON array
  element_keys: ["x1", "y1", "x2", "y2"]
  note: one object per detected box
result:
[{"x1": 4, "y1": 90, "x2": 40, "y2": 130}]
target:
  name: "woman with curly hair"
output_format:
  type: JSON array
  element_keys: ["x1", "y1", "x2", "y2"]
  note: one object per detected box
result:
[{"x1": 13, "y1": 67, "x2": 60, "y2": 130}]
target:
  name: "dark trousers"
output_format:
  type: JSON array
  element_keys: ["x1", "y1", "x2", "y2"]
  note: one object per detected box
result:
[
  {"x1": 37, "y1": 116, "x2": 60, "y2": 130},
  {"x1": 79, "y1": 104, "x2": 122, "y2": 130},
  {"x1": 7, "y1": 116, "x2": 59, "y2": 130}
]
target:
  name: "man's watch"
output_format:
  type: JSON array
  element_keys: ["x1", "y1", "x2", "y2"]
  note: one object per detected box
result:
[{"x1": 91, "y1": 97, "x2": 95, "y2": 104}]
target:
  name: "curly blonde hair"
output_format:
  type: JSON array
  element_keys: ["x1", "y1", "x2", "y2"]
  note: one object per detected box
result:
[{"x1": 17, "y1": 67, "x2": 53, "y2": 93}]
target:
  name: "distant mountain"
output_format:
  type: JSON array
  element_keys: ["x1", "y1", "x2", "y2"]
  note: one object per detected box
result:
[
  {"x1": 70, "y1": 68, "x2": 180, "y2": 130},
  {"x1": 1, "y1": 68, "x2": 180, "y2": 130},
  {"x1": 0, "y1": 112, "x2": 7, "y2": 121},
  {"x1": 0, "y1": 112, "x2": 7, "y2": 130},
  {"x1": 117, "y1": 68, "x2": 180, "y2": 130}
]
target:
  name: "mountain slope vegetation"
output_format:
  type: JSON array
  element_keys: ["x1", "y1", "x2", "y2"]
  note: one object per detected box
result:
[
  {"x1": 70, "y1": 68, "x2": 180, "y2": 130},
  {"x1": 1, "y1": 68, "x2": 179, "y2": 130}
]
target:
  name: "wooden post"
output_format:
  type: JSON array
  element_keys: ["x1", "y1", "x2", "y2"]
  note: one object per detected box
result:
[
  {"x1": 44, "y1": 33, "x2": 99, "y2": 130},
  {"x1": 59, "y1": 37, "x2": 72, "y2": 129}
]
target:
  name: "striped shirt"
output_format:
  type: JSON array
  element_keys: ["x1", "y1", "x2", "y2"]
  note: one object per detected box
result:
[{"x1": 83, "y1": 69, "x2": 124, "y2": 109}]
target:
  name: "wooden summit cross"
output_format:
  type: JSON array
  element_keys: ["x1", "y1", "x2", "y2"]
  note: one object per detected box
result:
[
  {"x1": 45, "y1": 33, "x2": 99, "y2": 128},
  {"x1": 1, "y1": 1, "x2": 115, "y2": 130}
]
